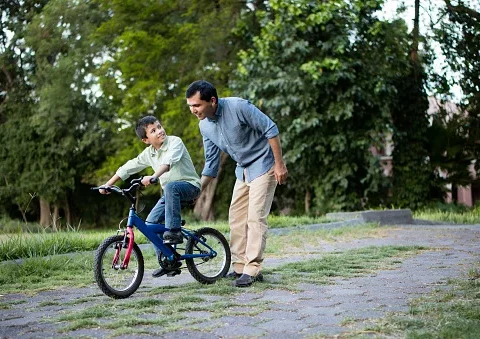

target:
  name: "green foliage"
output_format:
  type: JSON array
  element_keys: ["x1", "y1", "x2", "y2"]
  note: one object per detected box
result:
[
  {"x1": 91, "y1": 0, "x2": 249, "y2": 180},
  {"x1": 0, "y1": 0, "x2": 114, "y2": 223},
  {"x1": 234, "y1": 0, "x2": 409, "y2": 213}
]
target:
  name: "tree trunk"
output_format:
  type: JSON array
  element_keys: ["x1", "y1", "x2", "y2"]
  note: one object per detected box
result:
[
  {"x1": 410, "y1": 0, "x2": 420, "y2": 70},
  {"x1": 304, "y1": 190, "x2": 311, "y2": 214},
  {"x1": 52, "y1": 205, "x2": 59, "y2": 232},
  {"x1": 64, "y1": 200, "x2": 71, "y2": 227},
  {"x1": 39, "y1": 198, "x2": 52, "y2": 227},
  {"x1": 194, "y1": 152, "x2": 229, "y2": 221}
]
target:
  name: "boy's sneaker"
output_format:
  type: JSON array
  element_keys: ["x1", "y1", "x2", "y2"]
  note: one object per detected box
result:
[{"x1": 163, "y1": 230, "x2": 183, "y2": 244}]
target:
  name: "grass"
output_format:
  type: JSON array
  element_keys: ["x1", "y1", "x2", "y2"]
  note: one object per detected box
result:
[
  {"x1": 365, "y1": 264, "x2": 480, "y2": 338},
  {"x1": 0, "y1": 215, "x2": 329, "y2": 262},
  {"x1": 414, "y1": 203, "x2": 480, "y2": 224},
  {"x1": 41, "y1": 244, "x2": 423, "y2": 336},
  {"x1": 0, "y1": 225, "x2": 380, "y2": 295}
]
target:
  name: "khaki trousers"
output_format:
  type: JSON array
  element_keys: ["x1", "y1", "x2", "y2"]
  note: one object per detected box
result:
[{"x1": 229, "y1": 166, "x2": 277, "y2": 276}]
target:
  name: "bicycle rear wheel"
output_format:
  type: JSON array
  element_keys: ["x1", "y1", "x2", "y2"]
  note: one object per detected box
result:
[
  {"x1": 94, "y1": 235, "x2": 144, "y2": 299},
  {"x1": 185, "y1": 227, "x2": 231, "y2": 284}
]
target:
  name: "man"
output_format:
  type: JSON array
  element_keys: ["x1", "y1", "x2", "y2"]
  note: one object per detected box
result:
[{"x1": 186, "y1": 80, "x2": 288, "y2": 287}]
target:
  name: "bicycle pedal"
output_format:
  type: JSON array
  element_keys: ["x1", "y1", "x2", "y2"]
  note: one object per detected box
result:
[{"x1": 166, "y1": 269, "x2": 181, "y2": 277}]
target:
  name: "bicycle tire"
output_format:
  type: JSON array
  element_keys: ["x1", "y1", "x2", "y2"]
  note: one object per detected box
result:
[
  {"x1": 93, "y1": 235, "x2": 144, "y2": 299},
  {"x1": 185, "y1": 227, "x2": 231, "y2": 284}
]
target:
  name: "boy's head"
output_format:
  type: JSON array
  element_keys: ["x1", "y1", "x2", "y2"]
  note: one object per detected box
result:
[
  {"x1": 136, "y1": 116, "x2": 166, "y2": 149},
  {"x1": 135, "y1": 115, "x2": 159, "y2": 139}
]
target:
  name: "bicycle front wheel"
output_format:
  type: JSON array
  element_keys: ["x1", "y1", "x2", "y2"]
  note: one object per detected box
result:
[
  {"x1": 185, "y1": 227, "x2": 231, "y2": 284},
  {"x1": 93, "y1": 235, "x2": 144, "y2": 299}
]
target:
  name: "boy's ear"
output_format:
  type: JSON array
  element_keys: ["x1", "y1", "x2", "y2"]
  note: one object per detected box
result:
[{"x1": 142, "y1": 138, "x2": 150, "y2": 145}]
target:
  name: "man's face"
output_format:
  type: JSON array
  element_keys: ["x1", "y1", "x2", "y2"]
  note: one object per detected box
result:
[
  {"x1": 187, "y1": 91, "x2": 216, "y2": 120},
  {"x1": 142, "y1": 121, "x2": 166, "y2": 149}
]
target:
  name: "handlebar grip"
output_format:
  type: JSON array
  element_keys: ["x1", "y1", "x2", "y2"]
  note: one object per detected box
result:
[{"x1": 150, "y1": 176, "x2": 159, "y2": 184}]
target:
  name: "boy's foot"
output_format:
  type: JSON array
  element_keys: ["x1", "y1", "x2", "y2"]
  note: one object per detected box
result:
[
  {"x1": 163, "y1": 230, "x2": 183, "y2": 244},
  {"x1": 152, "y1": 261, "x2": 182, "y2": 278}
]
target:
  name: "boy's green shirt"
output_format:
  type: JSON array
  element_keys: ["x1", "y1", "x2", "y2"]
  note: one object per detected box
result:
[{"x1": 116, "y1": 136, "x2": 201, "y2": 189}]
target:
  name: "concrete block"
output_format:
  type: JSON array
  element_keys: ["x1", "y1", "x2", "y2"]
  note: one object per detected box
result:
[
  {"x1": 360, "y1": 209, "x2": 414, "y2": 225},
  {"x1": 327, "y1": 209, "x2": 414, "y2": 225}
]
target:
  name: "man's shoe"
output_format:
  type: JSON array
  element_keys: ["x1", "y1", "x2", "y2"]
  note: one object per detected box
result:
[
  {"x1": 232, "y1": 273, "x2": 264, "y2": 287},
  {"x1": 224, "y1": 271, "x2": 242, "y2": 279},
  {"x1": 163, "y1": 230, "x2": 183, "y2": 244}
]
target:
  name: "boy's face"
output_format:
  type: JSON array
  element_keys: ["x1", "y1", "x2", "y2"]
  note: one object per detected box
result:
[
  {"x1": 187, "y1": 91, "x2": 216, "y2": 120},
  {"x1": 142, "y1": 122, "x2": 166, "y2": 149}
]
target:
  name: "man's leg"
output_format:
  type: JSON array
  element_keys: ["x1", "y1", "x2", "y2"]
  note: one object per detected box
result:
[
  {"x1": 228, "y1": 179, "x2": 250, "y2": 274},
  {"x1": 243, "y1": 166, "x2": 277, "y2": 277}
]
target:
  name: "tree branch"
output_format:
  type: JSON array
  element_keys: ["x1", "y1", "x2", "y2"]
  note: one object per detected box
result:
[{"x1": 444, "y1": 0, "x2": 480, "y2": 20}]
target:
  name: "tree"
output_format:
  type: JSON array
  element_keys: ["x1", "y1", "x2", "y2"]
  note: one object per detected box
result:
[
  {"x1": 234, "y1": 0, "x2": 414, "y2": 213},
  {"x1": 92, "y1": 0, "x2": 257, "y2": 219},
  {"x1": 0, "y1": 0, "x2": 111, "y2": 227}
]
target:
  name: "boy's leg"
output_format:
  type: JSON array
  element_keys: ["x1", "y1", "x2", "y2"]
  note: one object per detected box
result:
[
  {"x1": 163, "y1": 181, "x2": 200, "y2": 243},
  {"x1": 146, "y1": 196, "x2": 166, "y2": 257},
  {"x1": 228, "y1": 179, "x2": 250, "y2": 275},
  {"x1": 243, "y1": 166, "x2": 277, "y2": 277}
]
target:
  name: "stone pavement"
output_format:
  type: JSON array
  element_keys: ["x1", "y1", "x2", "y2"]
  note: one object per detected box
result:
[{"x1": 1, "y1": 222, "x2": 479, "y2": 338}]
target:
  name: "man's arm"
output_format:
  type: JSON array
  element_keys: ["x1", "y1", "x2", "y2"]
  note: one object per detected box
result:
[
  {"x1": 268, "y1": 136, "x2": 288, "y2": 185},
  {"x1": 200, "y1": 175, "x2": 215, "y2": 191}
]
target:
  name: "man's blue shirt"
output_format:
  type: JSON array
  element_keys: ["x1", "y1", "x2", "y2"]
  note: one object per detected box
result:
[{"x1": 200, "y1": 97, "x2": 279, "y2": 182}]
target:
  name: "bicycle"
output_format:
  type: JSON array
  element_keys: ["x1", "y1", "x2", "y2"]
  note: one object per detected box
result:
[{"x1": 91, "y1": 178, "x2": 231, "y2": 299}]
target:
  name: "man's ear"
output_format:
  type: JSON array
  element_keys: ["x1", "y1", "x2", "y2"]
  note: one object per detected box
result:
[
  {"x1": 142, "y1": 138, "x2": 150, "y2": 145},
  {"x1": 211, "y1": 97, "x2": 216, "y2": 105}
]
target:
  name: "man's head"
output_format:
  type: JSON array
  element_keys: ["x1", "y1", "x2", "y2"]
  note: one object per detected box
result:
[
  {"x1": 135, "y1": 116, "x2": 166, "y2": 149},
  {"x1": 186, "y1": 80, "x2": 218, "y2": 120}
]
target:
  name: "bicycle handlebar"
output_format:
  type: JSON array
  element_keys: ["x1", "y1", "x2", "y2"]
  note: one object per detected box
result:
[{"x1": 91, "y1": 176, "x2": 159, "y2": 204}]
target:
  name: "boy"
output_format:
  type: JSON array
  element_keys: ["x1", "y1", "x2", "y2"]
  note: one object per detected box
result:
[{"x1": 100, "y1": 116, "x2": 200, "y2": 276}]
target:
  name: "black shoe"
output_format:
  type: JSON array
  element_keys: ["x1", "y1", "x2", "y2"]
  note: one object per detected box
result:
[
  {"x1": 224, "y1": 271, "x2": 242, "y2": 279},
  {"x1": 232, "y1": 273, "x2": 264, "y2": 287},
  {"x1": 152, "y1": 261, "x2": 182, "y2": 278},
  {"x1": 163, "y1": 230, "x2": 183, "y2": 244}
]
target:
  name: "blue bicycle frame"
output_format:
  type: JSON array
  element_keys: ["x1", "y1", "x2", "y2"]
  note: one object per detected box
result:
[{"x1": 123, "y1": 206, "x2": 218, "y2": 265}]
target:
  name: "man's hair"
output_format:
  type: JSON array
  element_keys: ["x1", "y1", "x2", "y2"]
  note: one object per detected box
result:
[
  {"x1": 186, "y1": 80, "x2": 218, "y2": 102},
  {"x1": 135, "y1": 115, "x2": 159, "y2": 139}
]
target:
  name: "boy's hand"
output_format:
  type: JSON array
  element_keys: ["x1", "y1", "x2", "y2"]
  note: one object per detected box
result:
[
  {"x1": 141, "y1": 176, "x2": 158, "y2": 186},
  {"x1": 99, "y1": 185, "x2": 110, "y2": 195}
]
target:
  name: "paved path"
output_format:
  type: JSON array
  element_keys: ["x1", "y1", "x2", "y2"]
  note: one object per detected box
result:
[{"x1": 1, "y1": 223, "x2": 479, "y2": 338}]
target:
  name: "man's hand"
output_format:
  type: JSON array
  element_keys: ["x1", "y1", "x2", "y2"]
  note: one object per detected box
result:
[{"x1": 274, "y1": 162, "x2": 288, "y2": 185}]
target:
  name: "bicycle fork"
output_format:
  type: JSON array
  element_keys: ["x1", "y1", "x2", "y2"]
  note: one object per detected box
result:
[{"x1": 112, "y1": 227, "x2": 135, "y2": 270}]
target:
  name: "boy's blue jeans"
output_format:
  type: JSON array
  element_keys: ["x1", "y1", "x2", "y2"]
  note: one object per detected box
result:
[{"x1": 146, "y1": 181, "x2": 200, "y2": 256}]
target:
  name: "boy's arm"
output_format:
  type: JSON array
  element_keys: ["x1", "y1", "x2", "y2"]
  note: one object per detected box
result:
[{"x1": 142, "y1": 164, "x2": 170, "y2": 186}]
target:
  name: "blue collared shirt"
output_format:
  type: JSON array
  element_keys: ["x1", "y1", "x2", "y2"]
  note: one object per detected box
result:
[{"x1": 200, "y1": 97, "x2": 279, "y2": 182}]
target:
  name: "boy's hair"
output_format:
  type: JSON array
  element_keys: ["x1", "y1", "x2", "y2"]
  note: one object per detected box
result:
[
  {"x1": 186, "y1": 80, "x2": 218, "y2": 102},
  {"x1": 135, "y1": 115, "x2": 159, "y2": 139}
]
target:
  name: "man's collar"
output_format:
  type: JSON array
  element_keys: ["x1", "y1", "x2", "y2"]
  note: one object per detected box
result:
[{"x1": 207, "y1": 99, "x2": 223, "y2": 122}]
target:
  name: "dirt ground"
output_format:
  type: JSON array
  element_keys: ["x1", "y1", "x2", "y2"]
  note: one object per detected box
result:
[{"x1": 1, "y1": 223, "x2": 479, "y2": 338}]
